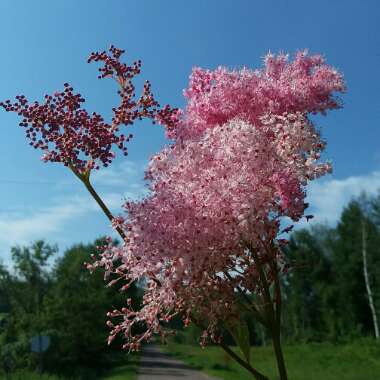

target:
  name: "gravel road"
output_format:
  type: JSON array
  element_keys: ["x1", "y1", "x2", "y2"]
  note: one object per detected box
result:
[{"x1": 137, "y1": 344, "x2": 218, "y2": 380}]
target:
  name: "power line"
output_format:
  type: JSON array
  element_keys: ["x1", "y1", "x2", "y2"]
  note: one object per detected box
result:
[
  {"x1": 0, "y1": 179, "x2": 75, "y2": 185},
  {"x1": 0, "y1": 179, "x2": 125, "y2": 188}
]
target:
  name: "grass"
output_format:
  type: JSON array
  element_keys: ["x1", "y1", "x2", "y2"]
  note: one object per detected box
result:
[
  {"x1": 163, "y1": 338, "x2": 380, "y2": 380},
  {"x1": 101, "y1": 352, "x2": 140, "y2": 380}
]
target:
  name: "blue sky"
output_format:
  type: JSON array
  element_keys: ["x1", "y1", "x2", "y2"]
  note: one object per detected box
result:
[{"x1": 0, "y1": 0, "x2": 379, "y2": 265}]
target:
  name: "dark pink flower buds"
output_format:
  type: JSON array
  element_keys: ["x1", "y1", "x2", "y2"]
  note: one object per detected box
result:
[{"x1": 1, "y1": 45, "x2": 179, "y2": 174}]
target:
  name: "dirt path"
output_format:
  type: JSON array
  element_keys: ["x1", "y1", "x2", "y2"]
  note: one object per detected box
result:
[{"x1": 137, "y1": 344, "x2": 218, "y2": 380}]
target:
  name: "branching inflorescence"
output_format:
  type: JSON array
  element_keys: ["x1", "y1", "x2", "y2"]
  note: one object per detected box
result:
[{"x1": 1, "y1": 45, "x2": 179, "y2": 174}]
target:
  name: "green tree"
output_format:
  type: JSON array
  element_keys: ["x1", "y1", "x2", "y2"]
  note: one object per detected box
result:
[
  {"x1": 329, "y1": 200, "x2": 380, "y2": 338},
  {"x1": 43, "y1": 239, "x2": 141, "y2": 377},
  {"x1": 283, "y1": 226, "x2": 334, "y2": 342},
  {"x1": 0, "y1": 261, "x2": 11, "y2": 314},
  {"x1": 0, "y1": 241, "x2": 56, "y2": 372},
  {"x1": 0, "y1": 262, "x2": 13, "y2": 375}
]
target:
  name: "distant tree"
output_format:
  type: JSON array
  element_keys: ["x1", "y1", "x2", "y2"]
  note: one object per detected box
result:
[
  {"x1": 43, "y1": 239, "x2": 141, "y2": 377},
  {"x1": 329, "y1": 201, "x2": 380, "y2": 338},
  {"x1": 361, "y1": 218, "x2": 379, "y2": 339},
  {"x1": 283, "y1": 226, "x2": 334, "y2": 342},
  {"x1": 358, "y1": 192, "x2": 380, "y2": 340},
  {"x1": 0, "y1": 262, "x2": 11, "y2": 314},
  {"x1": 0, "y1": 241, "x2": 56, "y2": 372},
  {"x1": 369, "y1": 192, "x2": 380, "y2": 328},
  {"x1": 0, "y1": 262, "x2": 13, "y2": 375},
  {"x1": 10, "y1": 241, "x2": 56, "y2": 337}
]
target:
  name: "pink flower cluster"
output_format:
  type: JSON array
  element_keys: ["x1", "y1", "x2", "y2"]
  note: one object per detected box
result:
[
  {"x1": 1, "y1": 46, "x2": 178, "y2": 173},
  {"x1": 161, "y1": 51, "x2": 344, "y2": 140},
  {"x1": 90, "y1": 51, "x2": 345, "y2": 350}
]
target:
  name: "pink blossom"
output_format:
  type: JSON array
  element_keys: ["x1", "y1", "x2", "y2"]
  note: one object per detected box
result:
[
  {"x1": 160, "y1": 51, "x2": 344, "y2": 140},
  {"x1": 93, "y1": 52, "x2": 344, "y2": 350}
]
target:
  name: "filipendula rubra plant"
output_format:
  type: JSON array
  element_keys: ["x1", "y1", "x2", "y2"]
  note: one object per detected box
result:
[{"x1": 2, "y1": 47, "x2": 344, "y2": 380}]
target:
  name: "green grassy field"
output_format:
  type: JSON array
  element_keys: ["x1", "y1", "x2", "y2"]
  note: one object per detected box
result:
[
  {"x1": 100, "y1": 363, "x2": 138, "y2": 380},
  {"x1": 164, "y1": 339, "x2": 380, "y2": 380},
  {"x1": 101, "y1": 354, "x2": 140, "y2": 380}
]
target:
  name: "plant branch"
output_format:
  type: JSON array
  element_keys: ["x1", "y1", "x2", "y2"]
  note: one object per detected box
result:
[
  {"x1": 269, "y1": 258, "x2": 282, "y2": 329},
  {"x1": 247, "y1": 244, "x2": 274, "y2": 322},
  {"x1": 69, "y1": 166, "x2": 126, "y2": 241},
  {"x1": 248, "y1": 241, "x2": 288, "y2": 380},
  {"x1": 190, "y1": 313, "x2": 268, "y2": 380},
  {"x1": 223, "y1": 271, "x2": 268, "y2": 327},
  {"x1": 219, "y1": 342, "x2": 269, "y2": 380}
]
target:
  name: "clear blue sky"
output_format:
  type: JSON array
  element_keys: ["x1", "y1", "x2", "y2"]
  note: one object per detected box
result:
[{"x1": 0, "y1": 0, "x2": 379, "y2": 264}]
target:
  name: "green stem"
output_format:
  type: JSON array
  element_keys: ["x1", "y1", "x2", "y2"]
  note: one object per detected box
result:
[
  {"x1": 69, "y1": 166, "x2": 126, "y2": 241},
  {"x1": 249, "y1": 243, "x2": 288, "y2": 380},
  {"x1": 190, "y1": 314, "x2": 268, "y2": 380},
  {"x1": 223, "y1": 271, "x2": 268, "y2": 327},
  {"x1": 69, "y1": 165, "x2": 164, "y2": 287},
  {"x1": 249, "y1": 246, "x2": 274, "y2": 322},
  {"x1": 271, "y1": 324, "x2": 288, "y2": 380},
  {"x1": 271, "y1": 263, "x2": 288, "y2": 380},
  {"x1": 220, "y1": 342, "x2": 269, "y2": 380}
]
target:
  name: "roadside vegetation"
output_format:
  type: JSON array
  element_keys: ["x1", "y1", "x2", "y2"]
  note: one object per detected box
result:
[{"x1": 164, "y1": 339, "x2": 380, "y2": 380}]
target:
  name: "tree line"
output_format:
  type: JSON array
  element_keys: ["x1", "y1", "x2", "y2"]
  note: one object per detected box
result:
[
  {"x1": 281, "y1": 192, "x2": 380, "y2": 343},
  {"x1": 0, "y1": 238, "x2": 141, "y2": 379}
]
